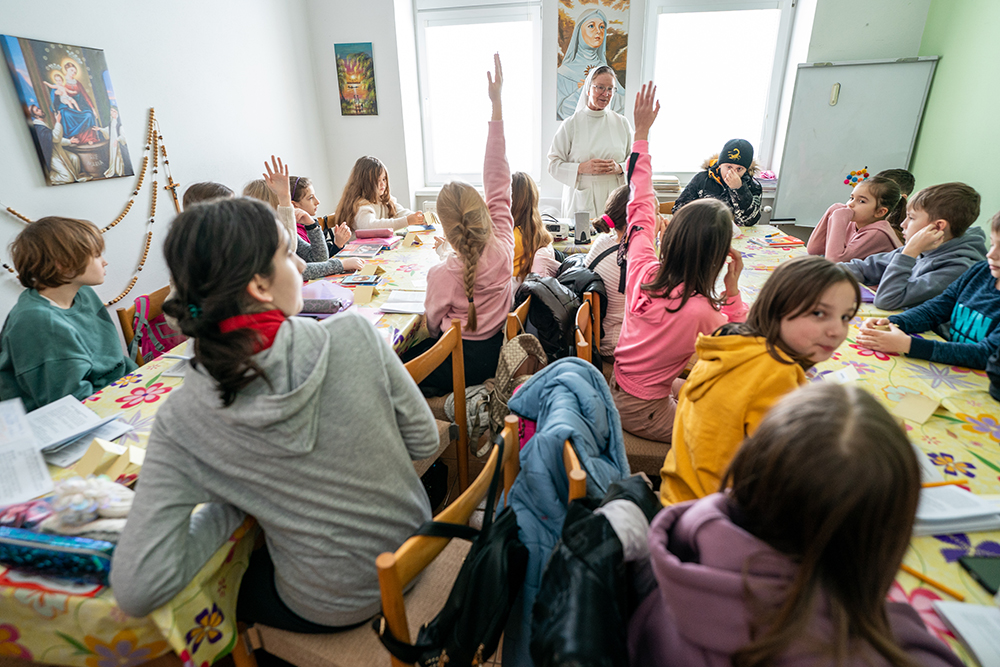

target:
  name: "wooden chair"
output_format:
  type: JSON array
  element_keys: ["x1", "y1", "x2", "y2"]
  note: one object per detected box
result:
[
  {"x1": 563, "y1": 440, "x2": 587, "y2": 502},
  {"x1": 115, "y1": 285, "x2": 172, "y2": 365},
  {"x1": 375, "y1": 415, "x2": 520, "y2": 667},
  {"x1": 658, "y1": 201, "x2": 675, "y2": 215},
  {"x1": 241, "y1": 416, "x2": 520, "y2": 667},
  {"x1": 574, "y1": 292, "x2": 601, "y2": 363},
  {"x1": 506, "y1": 295, "x2": 531, "y2": 341},
  {"x1": 405, "y1": 319, "x2": 469, "y2": 491}
]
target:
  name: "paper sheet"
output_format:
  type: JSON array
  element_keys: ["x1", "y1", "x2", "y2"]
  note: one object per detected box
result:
[
  {"x1": 889, "y1": 393, "x2": 941, "y2": 424},
  {"x1": 917, "y1": 486, "x2": 998, "y2": 522},
  {"x1": 43, "y1": 419, "x2": 135, "y2": 468},
  {"x1": 379, "y1": 290, "x2": 426, "y2": 314},
  {"x1": 26, "y1": 395, "x2": 116, "y2": 451},
  {"x1": 933, "y1": 602, "x2": 1000, "y2": 667},
  {"x1": 0, "y1": 399, "x2": 54, "y2": 504}
]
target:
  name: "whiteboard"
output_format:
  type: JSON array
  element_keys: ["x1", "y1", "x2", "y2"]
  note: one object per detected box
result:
[{"x1": 773, "y1": 58, "x2": 938, "y2": 227}]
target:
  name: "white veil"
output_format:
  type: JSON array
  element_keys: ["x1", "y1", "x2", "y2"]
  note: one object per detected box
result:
[{"x1": 574, "y1": 66, "x2": 618, "y2": 114}]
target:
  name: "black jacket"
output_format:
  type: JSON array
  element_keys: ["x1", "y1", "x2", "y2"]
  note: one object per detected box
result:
[{"x1": 674, "y1": 168, "x2": 763, "y2": 226}]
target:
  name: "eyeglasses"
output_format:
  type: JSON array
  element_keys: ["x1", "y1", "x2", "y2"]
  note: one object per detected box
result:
[{"x1": 592, "y1": 85, "x2": 615, "y2": 94}]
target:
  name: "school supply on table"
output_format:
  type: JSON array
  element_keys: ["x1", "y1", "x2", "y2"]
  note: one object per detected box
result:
[
  {"x1": 341, "y1": 274, "x2": 382, "y2": 287},
  {"x1": 914, "y1": 484, "x2": 1000, "y2": 536},
  {"x1": 748, "y1": 233, "x2": 805, "y2": 248},
  {"x1": 355, "y1": 228, "x2": 394, "y2": 238},
  {"x1": 899, "y1": 564, "x2": 964, "y2": 601},
  {"x1": 26, "y1": 396, "x2": 118, "y2": 453},
  {"x1": 337, "y1": 241, "x2": 389, "y2": 258},
  {"x1": 380, "y1": 291, "x2": 426, "y2": 315},
  {"x1": 932, "y1": 602, "x2": 1000, "y2": 667},
  {"x1": 859, "y1": 284, "x2": 876, "y2": 302},
  {"x1": 300, "y1": 281, "x2": 354, "y2": 317},
  {"x1": 889, "y1": 392, "x2": 941, "y2": 425},
  {"x1": 0, "y1": 399, "x2": 53, "y2": 506},
  {"x1": 44, "y1": 419, "x2": 134, "y2": 468},
  {"x1": 0, "y1": 526, "x2": 115, "y2": 585},
  {"x1": 959, "y1": 555, "x2": 1000, "y2": 595}
]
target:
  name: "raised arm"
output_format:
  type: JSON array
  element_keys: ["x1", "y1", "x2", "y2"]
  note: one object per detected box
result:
[
  {"x1": 263, "y1": 156, "x2": 296, "y2": 239},
  {"x1": 624, "y1": 83, "x2": 661, "y2": 277},
  {"x1": 484, "y1": 53, "x2": 514, "y2": 247}
]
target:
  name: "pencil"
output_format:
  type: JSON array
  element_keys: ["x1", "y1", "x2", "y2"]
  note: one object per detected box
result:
[
  {"x1": 900, "y1": 564, "x2": 965, "y2": 601},
  {"x1": 921, "y1": 480, "x2": 970, "y2": 488}
]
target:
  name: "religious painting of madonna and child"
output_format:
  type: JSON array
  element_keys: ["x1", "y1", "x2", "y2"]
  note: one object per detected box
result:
[
  {"x1": 1, "y1": 35, "x2": 133, "y2": 186},
  {"x1": 335, "y1": 42, "x2": 378, "y2": 116},
  {"x1": 556, "y1": 0, "x2": 630, "y2": 121}
]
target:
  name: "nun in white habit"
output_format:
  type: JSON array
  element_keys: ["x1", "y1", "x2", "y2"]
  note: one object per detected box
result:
[{"x1": 547, "y1": 66, "x2": 632, "y2": 219}]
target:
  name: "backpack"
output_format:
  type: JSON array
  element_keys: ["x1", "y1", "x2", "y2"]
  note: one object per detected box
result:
[
  {"x1": 127, "y1": 295, "x2": 184, "y2": 364},
  {"x1": 373, "y1": 435, "x2": 529, "y2": 667},
  {"x1": 514, "y1": 278, "x2": 579, "y2": 362},
  {"x1": 489, "y1": 334, "x2": 548, "y2": 437},
  {"x1": 446, "y1": 381, "x2": 494, "y2": 457}
]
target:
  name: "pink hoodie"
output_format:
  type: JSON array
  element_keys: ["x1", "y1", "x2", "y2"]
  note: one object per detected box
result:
[
  {"x1": 613, "y1": 140, "x2": 747, "y2": 400},
  {"x1": 628, "y1": 494, "x2": 964, "y2": 667},
  {"x1": 424, "y1": 121, "x2": 515, "y2": 340},
  {"x1": 807, "y1": 203, "x2": 902, "y2": 263}
]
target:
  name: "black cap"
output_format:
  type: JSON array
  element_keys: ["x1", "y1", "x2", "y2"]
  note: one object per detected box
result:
[{"x1": 718, "y1": 139, "x2": 753, "y2": 169}]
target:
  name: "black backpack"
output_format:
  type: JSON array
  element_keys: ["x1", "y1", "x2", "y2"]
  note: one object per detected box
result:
[{"x1": 373, "y1": 435, "x2": 529, "y2": 666}]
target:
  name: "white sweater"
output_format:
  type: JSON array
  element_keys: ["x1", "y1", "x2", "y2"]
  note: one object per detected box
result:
[
  {"x1": 584, "y1": 232, "x2": 625, "y2": 353},
  {"x1": 354, "y1": 196, "x2": 413, "y2": 231}
]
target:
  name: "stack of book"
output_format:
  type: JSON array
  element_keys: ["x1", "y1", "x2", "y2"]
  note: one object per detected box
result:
[
  {"x1": 338, "y1": 237, "x2": 400, "y2": 257},
  {"x1": 913, "y1": 484, "x2": 1000, "y2": 536},
  {"x1": 748, "y1": 234, "x2": 804, "y2": 248}
]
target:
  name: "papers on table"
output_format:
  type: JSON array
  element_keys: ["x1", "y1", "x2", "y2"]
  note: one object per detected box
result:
[
  {"x1": 932, "y1": 602, "x2": 1000, "y2": 667},
  {"x1": 379, "y1": 291, "x2": 426, "y2": 315},
  {"x1": 914, "y1": 485, "x2": 1000, "y2": 536},
  {"x1": 43, "y1": 419, "x2": 134, "y2": 468},
  {"x1": 26, "y1": 395, "x2": 117, "y2": 452},
  {"x1": 0, "y1": 399, "x2": 53, "y2": 505}
]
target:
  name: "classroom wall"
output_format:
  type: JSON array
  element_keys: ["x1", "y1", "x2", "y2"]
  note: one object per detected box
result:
[
  {"x1": 0, "y1": 0, "x2": 331, "y2": 321},
  {"x1": 807, "y1": 0, "x2": 930, "y2": 62},
  {"x1": 910, "y1": 0, "x2": 1000, "y2": 231}
]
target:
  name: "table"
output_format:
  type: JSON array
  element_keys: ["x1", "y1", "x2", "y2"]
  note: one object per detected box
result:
[
  {"x1": 734, "y1": 225, "x2": 1000, "y2": 665},
  {"x1": 0, "y1": 228, "x2": 444, "y2": 666}
]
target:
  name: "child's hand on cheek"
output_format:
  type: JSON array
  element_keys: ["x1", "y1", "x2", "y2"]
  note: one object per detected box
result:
[
  {"x1": 902, "y1": 226, "x2": 946, "y2": 258},
  {"x1": 855, "y1": 323, "x2": 911, "y2": 354}
]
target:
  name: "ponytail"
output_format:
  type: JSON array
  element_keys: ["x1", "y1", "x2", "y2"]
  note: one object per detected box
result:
[
  {"x1": 162, "y1": 198, "x2": 282, "y2": 406},
  {"x1": 862, "y1": 176, "x2": 901, "y2": 224}
]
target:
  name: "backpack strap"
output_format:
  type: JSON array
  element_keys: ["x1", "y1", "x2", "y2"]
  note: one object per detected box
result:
[
  {"x1": 127, "y1": 296, "x2": 151, "y2": 361},
  {"x1": 587, "y1": 245, "x2": 618, "y2": 272},
  {"x1": 626, "y1": 151, "x2": 639, "y2": 184}
]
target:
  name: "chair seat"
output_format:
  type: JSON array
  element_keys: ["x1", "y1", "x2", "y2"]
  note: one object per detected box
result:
[
  {"x1": 413, "y1": 420, "x2": 453, "y2": 478},
  {"x1": 623, "y1": 431, "x2": 670, "y2": 479},
  {"x1": 251, "y1": 539, "x2": 471, "y2": 667},
  {"x1": 425, "y1": 394, "x2": 448, "y2": 421}
]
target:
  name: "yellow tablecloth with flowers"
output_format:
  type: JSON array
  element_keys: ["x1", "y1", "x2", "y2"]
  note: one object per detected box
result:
[
  {"x1": 0, "y1": 350, "x2": 258, "y2": 667},
  {"x1": 734, "y1": 225, "x2": 1000, "y2": 665}
]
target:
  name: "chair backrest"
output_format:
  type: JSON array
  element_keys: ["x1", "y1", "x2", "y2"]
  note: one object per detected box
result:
[
  {"x1": 506, "y1": 295, "x2": 531, "y2": 341},
  {"x1": 376, "y1": 415, "x2": 520, "y2": 667},
  {"x1": 659, "y1": 201, "x2": 675, "y2": 215},
  {"x1": 574, "y1": 292, "x2": 601, "y2": 363},
  {"x1": 116, "y1": 285, "x2": 173, "y2": 365},
  {"x1": 404, "y1": 319, "x2": 469, "y2": 491},
  {"x1": 562, "y1": 440, "x2": 587, "y2": 502}
]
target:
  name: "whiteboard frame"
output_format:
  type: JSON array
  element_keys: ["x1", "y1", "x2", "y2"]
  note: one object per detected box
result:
[{"x1": 772, "y1": 56, "x2": 938, "y2": 226}]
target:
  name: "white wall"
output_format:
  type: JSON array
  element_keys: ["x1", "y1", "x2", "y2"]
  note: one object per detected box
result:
[
  {"x1": 0, "y1": 0, "x2": 331, "y2": 320},
  {"x1": 807, "y1": 0, "x2": 931, "y2": 62}
]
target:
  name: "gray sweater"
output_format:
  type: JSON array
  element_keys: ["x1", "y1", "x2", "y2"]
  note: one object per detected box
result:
[
  {"x1": 111, "y1": 313, "x2": 439, "y2": 624},
  {"x1": 842, "y1": 227, "x2": 987, "y2": 310},
  {"x1": 297, "y1": 223, "x2": 346, "y2": 280}
]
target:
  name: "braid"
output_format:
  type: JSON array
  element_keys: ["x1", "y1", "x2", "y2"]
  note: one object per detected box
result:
[{"x1": 437, "y1": 182, "x2": 493, "y2": 333}]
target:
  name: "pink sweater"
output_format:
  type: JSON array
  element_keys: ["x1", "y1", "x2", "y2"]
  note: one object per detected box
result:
[
  {"x1": 425, "y1": 121, "x2": 515, "y2": 340},
  {"x1": 614, "y1": 141, "x2": 747, "y2": 400},
  {"x1": 807, "y1": 203, "x2": 902, "y2": 262}
]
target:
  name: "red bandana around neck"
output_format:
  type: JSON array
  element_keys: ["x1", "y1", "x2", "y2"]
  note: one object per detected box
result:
[{"x1": 218, "y1": 310, "x2": 287, "y2": 352}]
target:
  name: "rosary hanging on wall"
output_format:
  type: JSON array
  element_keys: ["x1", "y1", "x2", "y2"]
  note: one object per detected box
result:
[{"x1": 0, "y1": 107, "x2": 181, "y2": 307}]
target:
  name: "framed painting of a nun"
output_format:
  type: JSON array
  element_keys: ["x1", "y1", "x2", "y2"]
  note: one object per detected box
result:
[
  {"x1": 1, "y1": 35, "x2": 133, "y2": 186},
  {"x1": 556, "y1": 0, "x2": 630, "y2": 121}
]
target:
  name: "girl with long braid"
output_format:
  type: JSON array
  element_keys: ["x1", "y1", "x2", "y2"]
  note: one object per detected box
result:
[{"x1": 406, "y1": 53, "x2": 514, "y2": 395}]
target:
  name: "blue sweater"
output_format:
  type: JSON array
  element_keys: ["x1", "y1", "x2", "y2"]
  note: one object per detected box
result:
[{"x1": 888, "y1": 261, "x2": 1000, "y2": 370}]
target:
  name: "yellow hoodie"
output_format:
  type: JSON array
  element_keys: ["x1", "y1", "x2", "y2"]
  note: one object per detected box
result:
[{"x1": 660, "y1": 333, "x2": 806, "y2": 506}]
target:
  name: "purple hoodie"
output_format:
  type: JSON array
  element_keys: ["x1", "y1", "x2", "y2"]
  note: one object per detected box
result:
[{"x1": 628, "y1": 494, "x2": 963, "y2": 667}]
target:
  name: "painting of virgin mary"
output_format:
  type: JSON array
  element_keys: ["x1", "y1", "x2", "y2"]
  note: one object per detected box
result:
[
  {"x1": 556, "y1": 1, "x2": 630, "y2": 121},
  {"x1": 1, "y1": 35, "x2": 133, "y2": 185}
]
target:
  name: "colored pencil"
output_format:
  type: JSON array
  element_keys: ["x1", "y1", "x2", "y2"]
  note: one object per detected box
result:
[
  {"x1": 900, "y1": 564, "x2": 965, "y2": 601},
  {"x1": 921, "y1": 480, "x2": 970, "y2": 488}
]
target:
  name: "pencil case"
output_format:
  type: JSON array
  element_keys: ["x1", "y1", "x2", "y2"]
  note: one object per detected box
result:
[
  {"x1": 356, "y1": 228, "x2": 394, "y2": 238},
  {"x1": 0, "y1": 526, "x2": 114, "y2": 585}
]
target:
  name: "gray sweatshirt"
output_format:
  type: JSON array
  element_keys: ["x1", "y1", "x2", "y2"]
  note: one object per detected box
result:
[
  {"x1": 297, "y1": 224, "x2": 346, "y2": 280},
  {"x1": 111, "y1": 313, "x2": 439, "y2": 625},
  {"x1": 841, "y1": 227, "x2": 987, "y2": 310}
]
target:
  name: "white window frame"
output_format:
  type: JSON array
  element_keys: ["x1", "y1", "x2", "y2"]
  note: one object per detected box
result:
[
  {"x1": 641, "y1": 0, "x2": 796, "y2": 181},
  {"x1": 415, "y1": 1, "x2": 542, "y2": 186}
]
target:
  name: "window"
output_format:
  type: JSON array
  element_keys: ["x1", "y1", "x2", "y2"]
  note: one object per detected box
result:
[
  {"x1": 415, "y1": 1, "x2": 542, "y2": 185},
  {"x1": 642, "y1": 0, "x2": 795, "y2": 177}
]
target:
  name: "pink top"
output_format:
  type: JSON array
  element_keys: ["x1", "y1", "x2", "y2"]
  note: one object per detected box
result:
[
  {"x1": 807, "y1": 203, "x2": 902, "y2": 263},
  {"x1": 425, "y1": 121, "x2": 515, "y2": 340},
  {"x1": 613, "y1": 141, "x2": 747, "y2": 400}
]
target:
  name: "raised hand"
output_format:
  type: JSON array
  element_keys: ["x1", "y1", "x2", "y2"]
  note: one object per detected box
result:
[
  {"x1": 633, "y1": 82, "x2": 660, "y2": 142},
  {"x1": 487, "y1": 53, "x2": 503, "y2": 120},
  {"x1": 263, "y1": 155, "x2": 291, "y2": 207}
]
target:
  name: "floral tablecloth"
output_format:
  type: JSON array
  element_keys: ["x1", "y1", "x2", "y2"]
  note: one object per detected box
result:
[
  {"x1": 0, "y1": 349, "x2": 259, "y2": 667},
  {"x1": 734, "y1": 226, "x2": 1000, "y2": 665}
]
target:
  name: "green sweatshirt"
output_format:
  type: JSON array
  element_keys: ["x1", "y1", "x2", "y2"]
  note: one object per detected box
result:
[{"x1": 0, "y1": 286, "x2": 137, "y2": 410}]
